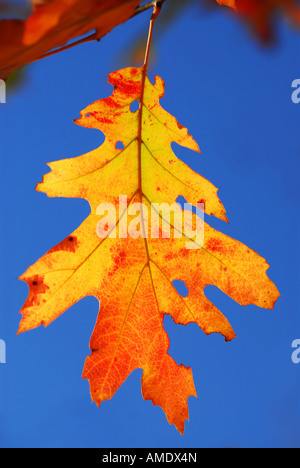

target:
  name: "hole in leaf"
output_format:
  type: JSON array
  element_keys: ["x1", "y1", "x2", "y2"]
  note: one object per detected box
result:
[
  {"x1": 148, "y1": 72, "x2": 156, "y2": 85},
  {"x1": 176, "y1": 195, "x2": 204, "y2": 218},
  {"x1": 130, "y1": 100, "x2": 139, "y2": 113},
  {"x1": 176, "y1": 195, "x2": 187, "y2": 210},
  {"x1": 116, "y1": 141, "x2": 125, "y2": 150},
  {"x1": 172, "y1": 280, "x2": 189, "y2": 298}
]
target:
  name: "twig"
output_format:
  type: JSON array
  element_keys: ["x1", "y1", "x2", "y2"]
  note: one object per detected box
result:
[
  {"x1": 32, "y1": 33, "x2": 98, "y2": 62},
  {"x1": 133, "y1": 0, "x2": 166, "y2": 18}
]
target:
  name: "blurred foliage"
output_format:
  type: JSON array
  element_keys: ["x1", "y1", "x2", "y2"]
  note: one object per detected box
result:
[
  {"x1": 5, "y1": 67, "x2": 28, "y2": 92},
  {"x1": 0, "y1": 0, "x2": 32, "y2": 20},
  {"x1": 122, "y1": 0, "x2": 300, "y2": 67},
  {"x1": 1, "y1": 0, "x2": 300, "y2": 90}
]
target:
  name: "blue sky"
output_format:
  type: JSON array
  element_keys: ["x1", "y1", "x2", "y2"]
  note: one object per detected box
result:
[{"x1": 0, "y1": 1, "x2": 300, "y2": 448}]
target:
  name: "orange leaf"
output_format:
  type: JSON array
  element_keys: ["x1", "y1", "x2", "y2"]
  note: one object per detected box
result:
[
  {"x1": 18, "y1": 67, "x2": 279, "y2": 434},
  {"x1": 0, "y1": 0, "x2": 140, "y2": 79},
  {"x1": 216, "y1": 0, "x2": 238, "y2": 12}
]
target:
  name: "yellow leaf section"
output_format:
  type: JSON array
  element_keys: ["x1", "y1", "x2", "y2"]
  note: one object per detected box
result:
[
  {"x1": 36, "y1": 68, "x2": 227, "y2": 220},
  {"x1": 18, "y1": 67, "x2": 279, "y2": 434},
  {"x1": 0, "y1": 0, "x2": 140, "y2": 79}
]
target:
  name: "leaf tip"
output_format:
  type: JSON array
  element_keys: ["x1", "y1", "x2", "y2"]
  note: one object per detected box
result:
[
  {"x1": 225, "y1": 333, "x2": 237, "y2": 342},
  {"x1": 217, "y1": 0, "x2": 238, "y2": 13}
]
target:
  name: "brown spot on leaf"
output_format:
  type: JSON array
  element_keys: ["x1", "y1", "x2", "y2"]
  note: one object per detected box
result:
[
  {"x1": 176, "y1": 121, "x2": 184, "y2": 130},
  {"x1": 116, "y1": 250, "x2": 127, "y2": 264},
  {"x1": 206, "y1": 238, "x2": 224, "y2": 254},
  {"x1": 197, "y1": 199, "x2": 206, "y2": 209},
  {"x1": 180, "y1": 248, "x2": 189, "y2": 257},
  {"x1": 48, "y1": 236, "x2": 79, "y2": 254},
  {"x1": 108, "y1": 249, "x2": 128, "y2": 277},
  {"x1": 25, "y1": 275, "x2": 49, "y2": 307}
]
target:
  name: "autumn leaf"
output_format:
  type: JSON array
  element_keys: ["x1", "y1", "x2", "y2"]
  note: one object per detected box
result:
[
  {"x1": 215, "y1": 0, "x2": 300, "y2": 41},
  {"x1": 216, "y1": 0, "x2": 237, "y2": 11},
  {"x1": 1, "y1": 0, "x2": 299, "y2": 81},
  {"x1": 18, "y1": 65, "x2": 279, "y2": 434},
  {"x1": 0, "y1": 0, "x2": 141, "y2": 79}
]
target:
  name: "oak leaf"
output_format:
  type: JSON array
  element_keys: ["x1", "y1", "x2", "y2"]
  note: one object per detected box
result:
[
  {"x1": 0, "y1": 0, "x2": 140, "y2": 79},
  {"x1": 18, "y1": 67, "x2": 279, "y2": 434}
]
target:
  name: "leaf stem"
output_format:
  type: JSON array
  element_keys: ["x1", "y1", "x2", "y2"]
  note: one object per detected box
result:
[
  {"x1": 143, "y1": 2, "x2": 162, "y2": 69},
  {"x1": 138, "y1": 1, "x2": 162, "y2": 194},
  {"x1": 133, "y1": 0, "x2": 165, "y2": 18},
  {"x1": 138, "y1": 2, "x2": 162, "y2": 251}
]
